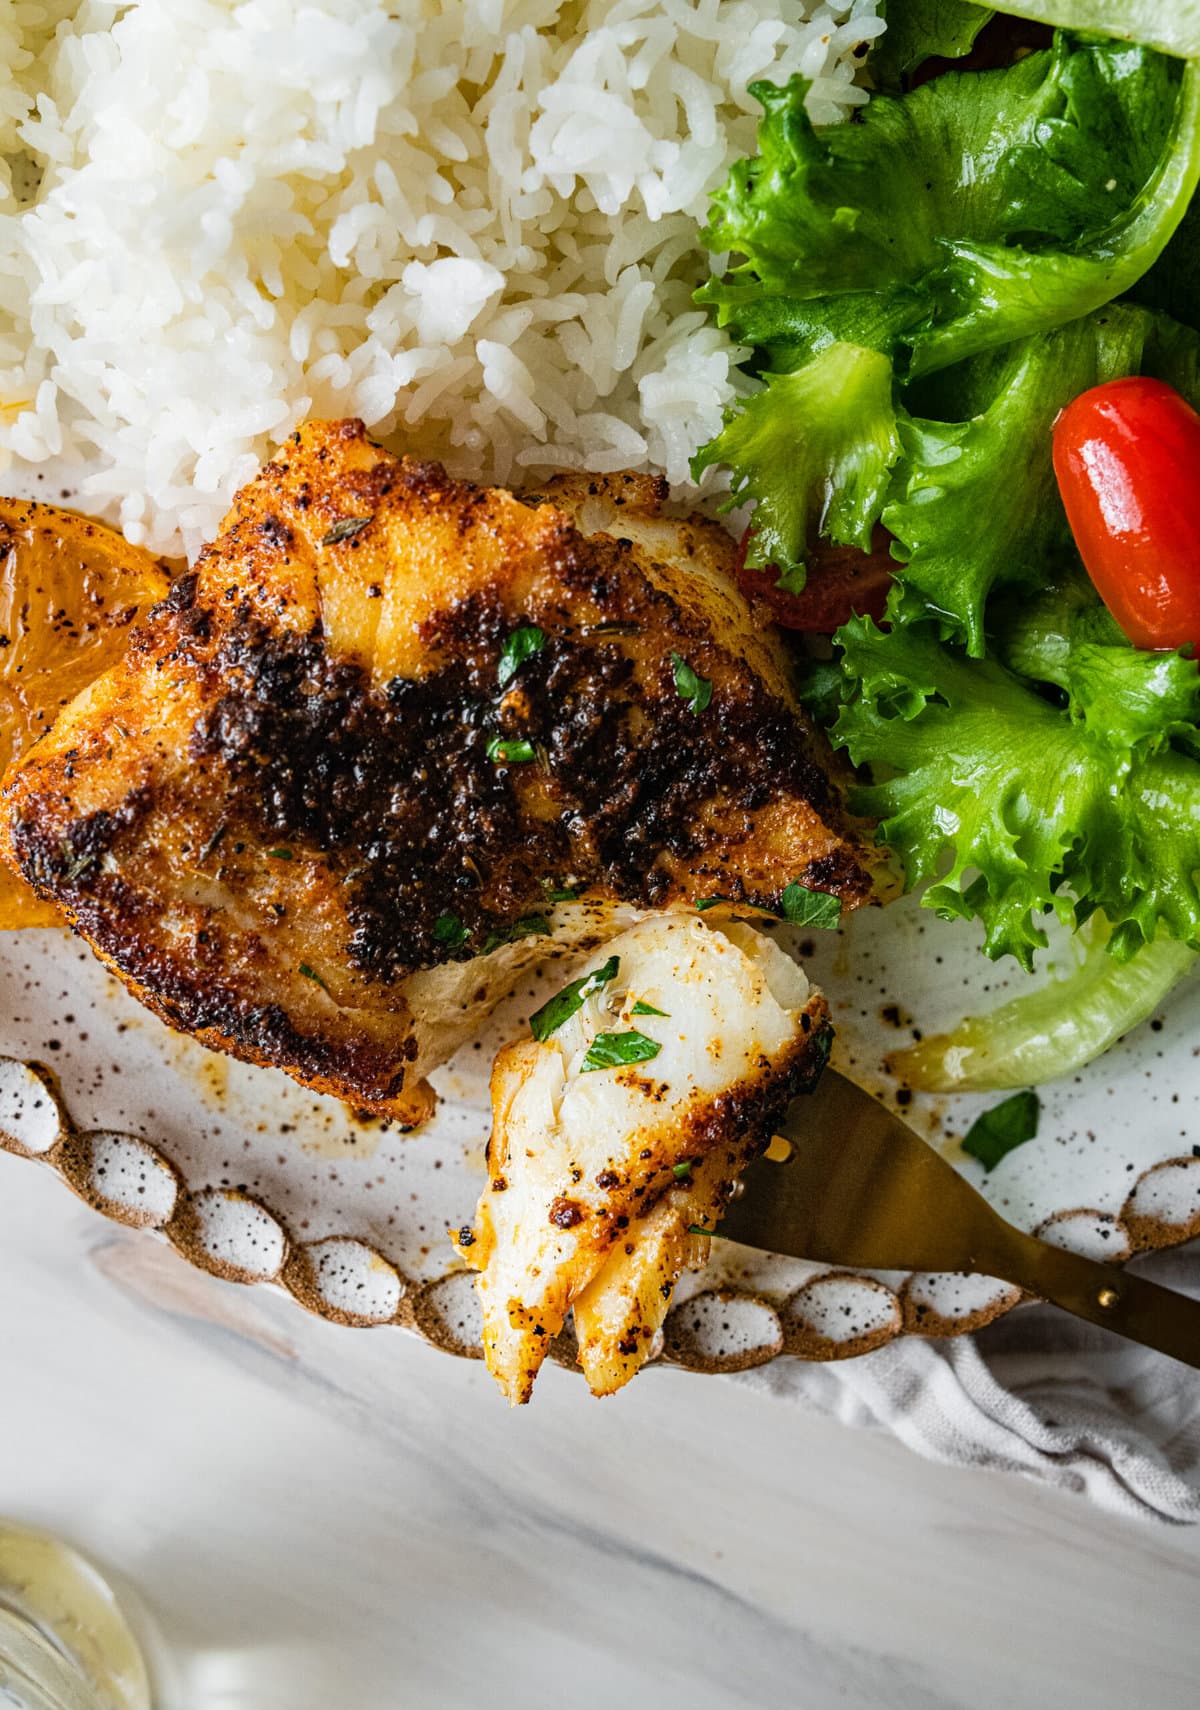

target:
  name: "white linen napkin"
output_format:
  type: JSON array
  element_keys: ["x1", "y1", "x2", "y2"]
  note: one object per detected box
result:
[{"x1": 737, "y1": 1246, "x2": 1200, "y2": 1523}]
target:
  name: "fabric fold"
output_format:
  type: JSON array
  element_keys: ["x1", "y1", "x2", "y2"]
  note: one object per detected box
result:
[{"x1": 737, "y1": 1248, "x2": 1200, "y2": 1524}]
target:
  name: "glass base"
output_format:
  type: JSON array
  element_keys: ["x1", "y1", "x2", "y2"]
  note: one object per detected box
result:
[{"x1": 0, "y1": 1525, "x2": 151, "y2": 1710}]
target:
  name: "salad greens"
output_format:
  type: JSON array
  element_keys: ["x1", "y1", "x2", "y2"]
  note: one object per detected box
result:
[
  {"x1": 884, "y1": 307, "x2": 1169, "y2": 650},
  {"x1": 875, "y1": 0, "x2": 1200, "y2": 67},
  {"x1": 695, "y1": 36, "x2": 1200, "y2": 587},
  {"x1": 977, "y1": 2, "x2": 1200, "y2": 59},
  {"x1": 698, "y1": 343, "x2": 899, "y2": 575},
  {"x1": 891, "y1": 920, "x2": 1198, "y2": 1090},
  {"x1": 871, "y1": 1, "x2": 993, "y2": 87},
  {"x1": 695, "y1": 6, "x2": 1200, "y2": 1085},
  {"x1": 833, "y1": 600, "x2": 1200, "y2": 966}
]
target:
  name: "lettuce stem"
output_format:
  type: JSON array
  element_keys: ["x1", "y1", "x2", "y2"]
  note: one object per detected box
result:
[
  {"x1": 986, "y1": 2, "x2": 1200, "y2": 59},
  {"x1": 889, "y1": 920, "x2": 1198, "y2": 1091}
]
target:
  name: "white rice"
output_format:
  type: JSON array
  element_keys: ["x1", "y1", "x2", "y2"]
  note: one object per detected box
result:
[{"x1": 0, "y1": 0, "x2": 882, "y2": 557}]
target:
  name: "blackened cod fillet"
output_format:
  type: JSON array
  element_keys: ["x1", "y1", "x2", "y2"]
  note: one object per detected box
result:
[{"x1": 1, "y1": 419, "x2": 876, "y2": 1122}]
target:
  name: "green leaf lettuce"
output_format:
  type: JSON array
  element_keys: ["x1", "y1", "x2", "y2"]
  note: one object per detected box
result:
[
  {"x1": 692, "y1": 342, "x2": 899, "y2": 578},
  {"x1": 702, "y1": 40, "x2": 1200, "y2": 375},
  {"x1": 890, "y1": 915, "x2": 1198, "y2": 1090},
  {"x1": 696, "y1": 38, "x2": 1200, "y2": 582},
  {"x1": 871, "y1": 0, "x2": 994, "y2": 89},
  {"x1": 831, "y1": 601, "x2": 1200, "y2": 968},
  {"x1": 983, "y1": 1, "x2": 1200, "y2": 59},
  {"x1": 884, "y1": 304, "x2": 1175, "y2": 651}
]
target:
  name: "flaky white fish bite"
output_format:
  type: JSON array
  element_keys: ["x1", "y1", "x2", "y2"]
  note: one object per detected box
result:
[{"x1": 453, "y1": 914, "x2": 830, "y2": 1403}]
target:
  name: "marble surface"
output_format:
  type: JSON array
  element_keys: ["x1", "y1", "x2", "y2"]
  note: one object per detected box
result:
[{"x1": 3, "y1": 1152, "x2": 1200, "y2": 1710}]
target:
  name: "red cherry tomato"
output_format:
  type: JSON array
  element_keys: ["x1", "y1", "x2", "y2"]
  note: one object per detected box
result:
[
  {"x1": 734, "y1": 525, "x2": 894, "y2": 632},
  {"x1": 1053, "y1": 376, "x2": 1200, "y2": 653}
]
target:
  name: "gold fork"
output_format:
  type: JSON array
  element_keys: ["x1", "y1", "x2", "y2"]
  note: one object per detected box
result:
[{"x1": 719, "y1": 1068, "x2": 1200, "y2": 1367}]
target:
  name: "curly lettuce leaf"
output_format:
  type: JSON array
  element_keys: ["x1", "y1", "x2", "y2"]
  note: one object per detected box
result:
[
  {"x1": 884, "y1": 304, "x2": 1164, "y2": 651},
  {"x1": 831, "y1": 612, "x2": 1200, "y2": 968},
  {"x1": 912, "y1": 45, "x2": 1200, "y2": 372},
  {"x1": 833, "y1": 620, "x2": 1106, "y2": 965},
  {"x1": 872, "y1": 0, "x2": 1200, "y2": 88},
  {"x1": 702, "y1": 40, "x2": 1200, "y2": 378},
  {"x1": 703, "y1": 54, "x2": 1065, "y2": 308},
  {"x1": 1093, "y1": 753, "x2": 1200, "y2": 958},
  {"x1": 691, "y1": 342, "x2": 899, "y2": 577},
  {"x1": 986, "y1": 1, "x2": 1200, "y2": 58},
  {"x1": 697, "y1": 39, "x2": 1200, "y2": 585},
  {"x1": 702, "y1": 74, "x2": 956, "y2": 299},
  {"x1": 704, "y1": 287, "x2": 926, "y2": 375},
  {"x1": 998, "y1": 40, "x2": 1177, "y2": 242},
  {"x1": 994, "y1": 572, "x2": 1200, "y2": 749},
  {"x1": 871, "y1": 0, "x2": 994, "y2": 89}
]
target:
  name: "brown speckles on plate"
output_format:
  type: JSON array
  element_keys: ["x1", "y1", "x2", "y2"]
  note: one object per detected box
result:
[{"x1": 0, "y1": 827, "x2": 1198, "y2": 1382}]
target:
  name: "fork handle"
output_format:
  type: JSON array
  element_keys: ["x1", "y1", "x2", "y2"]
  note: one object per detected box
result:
[{"x1": 990, "y1": 1229, "x2": 1200, "y2": 1369}]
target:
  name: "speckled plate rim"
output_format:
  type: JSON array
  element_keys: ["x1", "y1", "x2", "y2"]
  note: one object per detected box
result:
[{"x1": 3, "y1": 1045, "x2": 1199, "y2": 1381}]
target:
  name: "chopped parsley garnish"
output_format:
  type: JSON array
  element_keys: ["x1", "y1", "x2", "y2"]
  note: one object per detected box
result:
[
  {"x1": 961, "y1": 1090, "x2": 1041, "y2": 1173},
  {"x1": 498, "y1": 625, "x2": 546, "y2": 689},
  {"x1": 433, "y1": 912, "x2": 470, "y2": 951},
  {"x1": 780, "y1": 881, "x2": 841, "y2": 930},
  {"x1": 487, "y1": 735, "x2": 536, "y2": 764},
  {"x1": 511, "y1": 912, "x2": 552, "y2": 938},
  {"x1": 672, "y1": 1159, "x2": 693, "y2": 1180},
  {"x1": 545, "y1": 882, "x2": 581, "y2": 902},
  {"x1": 671, "y1": 651, "x2": 713, "y2": 714},
  {"x1": 321, "y1": 515, "x2": 373, "y2": 546},
  {"x1": 299, "y1": 962, "x2": 328, "y2": 990},
  {"x1": 632, "y1": 999, "x2": 668, "y2": 1017},
  {"x1": 580, "y1": 1030, "x2": 662, "y2": 1072},
  {"x1": 482, "y1": 913, "x2": 553, "y2": 953},
  {"x1": 267, "y1": 847, "x2": 295, "y2": 861},
  {"x1": 530, "y1": 955, "x2": 620, "y2": 1042},
  {"x1": 696, "y1": 895, "x2": 776, "y2": 916}
]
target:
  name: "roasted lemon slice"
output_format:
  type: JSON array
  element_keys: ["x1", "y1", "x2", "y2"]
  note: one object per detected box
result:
[{"x1": 0, "y1": 499, "x2": 172, "y2": 928}]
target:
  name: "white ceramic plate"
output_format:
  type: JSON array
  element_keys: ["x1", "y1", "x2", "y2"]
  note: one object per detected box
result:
[
  {"x1": 3, "y1": 457, "x2": 1198, "y2": 1379},
  {"x1": 2, "y1": 882, "x2": 1198, "y2": 1379}
]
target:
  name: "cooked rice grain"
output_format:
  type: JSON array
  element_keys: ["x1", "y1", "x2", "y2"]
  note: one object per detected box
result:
[{"x1": 0, "y1": 0, "x2": 882, "y2": 555}]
